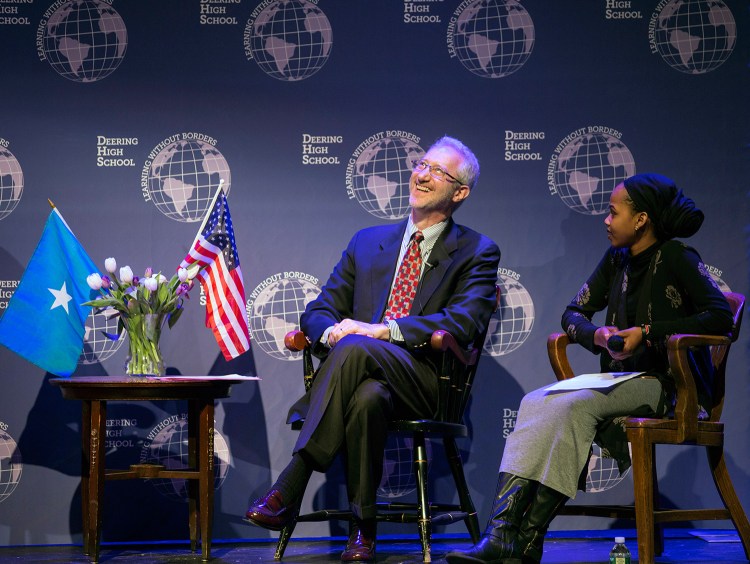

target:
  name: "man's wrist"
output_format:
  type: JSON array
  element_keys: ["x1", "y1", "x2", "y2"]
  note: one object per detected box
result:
[
  {"x1": 322, "y1": 326, "x2": 335, "y2": 348},
  {"x1": 380, "y1": 322, "x2": 391, "y2": 341},
  {"x1": 384, "y1": 318, "x2": 406, "y2": 343}
]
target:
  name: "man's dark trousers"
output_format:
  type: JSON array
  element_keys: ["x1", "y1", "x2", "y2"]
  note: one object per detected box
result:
[{"x1": 291, "y1": 334, "x2": 438, "y2": 519}]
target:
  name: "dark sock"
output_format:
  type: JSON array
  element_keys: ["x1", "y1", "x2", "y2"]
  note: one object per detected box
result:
[
  {"x1": 272, "y1": 452, "x2": 312, "y2": 503},
  {"x1": 358, "y1": 518, "x2": 376, "y2": 538}
]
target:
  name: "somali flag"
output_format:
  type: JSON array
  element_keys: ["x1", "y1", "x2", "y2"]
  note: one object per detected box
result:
[{"x1": 0, "y1": 208, "x2": 99, "y2": 376}]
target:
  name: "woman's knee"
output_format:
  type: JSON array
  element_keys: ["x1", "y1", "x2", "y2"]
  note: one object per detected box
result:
[{"x1": 518, "y1": 389, "x2": 598, "y2": 425}]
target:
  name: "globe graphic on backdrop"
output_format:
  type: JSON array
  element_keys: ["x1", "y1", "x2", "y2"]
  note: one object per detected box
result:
[
  {"x1": 42, "y1": 0, "x2": 127, "y2": 82},
  {"x1": 653, "y1": 0, "x2": 736, "y2": 74},
  {"x1": 378, "y1": 435, "x2": 432, "y2": 498},
  {"x1": 552, "y1": 133, "x2": 635, "y2": 215},
  {"x1": 0, "y1": 430, "x2": 22, "y2": 503},
  {"x1": 249, "y1": 277, "x2": 321, "y2": 360},
  {"x1": 453, "y1": 0, "x2": 535, "y2": 78},
  {"x1": 0, "y1": 148, "x2": 23, "y2": 221},
  {"x1": 79, "y1": 310, "x2": 125, "y2": 365},
  {"x1": 147, "y1": 140, "x2": 231, "y2": 223},
  {"x1": 141, "y1": 419, "x2": 229, "y2": 502},
  {"x1": 711, "y1": 274, "x2": 731, "y2": 293},
  {"x1": 484, "y1": 274, "x2": 534, "y2": 357},
  {"x1": 350, "y1": 137, "x2": 424, "y2": 220},
  {"x1": 247, "y1": 0, "x2": 333, "y2": 81},
  {"x1": 585, "y1": 443, "x2": 630, "y2": 493}
]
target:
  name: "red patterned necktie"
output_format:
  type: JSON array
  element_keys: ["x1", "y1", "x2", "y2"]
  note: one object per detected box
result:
[{"x1": 384, "y1": 230, "x2": 424, "y2": 320}]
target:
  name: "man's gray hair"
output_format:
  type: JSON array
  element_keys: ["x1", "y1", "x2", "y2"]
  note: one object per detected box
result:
[{"x1": 429, "y1": 136, "x2": 480, "y2": 189}]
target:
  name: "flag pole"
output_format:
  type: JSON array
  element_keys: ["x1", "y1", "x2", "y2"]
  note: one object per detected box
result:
[
  {"x1": 47, "y1": 200, "x2": 73, "y2": 232},
  {"x1": 196, "y1": 179, "x2": 225, "y2": 236},
  {"x1": 184, "y1": 180, "x2": 225, "y2": 279}
]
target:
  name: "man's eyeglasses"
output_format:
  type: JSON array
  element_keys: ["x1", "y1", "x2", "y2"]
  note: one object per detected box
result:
[{"x1": 412, "y1": 159, "x2": 464, "y2": 185}]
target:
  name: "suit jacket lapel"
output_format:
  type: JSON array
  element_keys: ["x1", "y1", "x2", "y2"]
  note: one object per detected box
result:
[
  {"x1": 413, "y1": 219, "x2": 457, "y2": 314},
  {"x1": 370, "y1": 221, "x2": 406, "y2": 322}
]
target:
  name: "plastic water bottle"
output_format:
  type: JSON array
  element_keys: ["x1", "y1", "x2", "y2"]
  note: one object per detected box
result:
[{"x1": 609, "y1": 536, "x2": 631, "y2": 564}]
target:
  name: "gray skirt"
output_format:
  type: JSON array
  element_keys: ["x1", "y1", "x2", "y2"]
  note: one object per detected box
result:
[{"x1": 499, "y1": 377, "x2": 662, "y2": 499}]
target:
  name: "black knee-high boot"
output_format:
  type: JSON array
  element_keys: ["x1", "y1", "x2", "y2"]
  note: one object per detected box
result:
[
  {"x1": 446, "y1": 473, "x2": 537, "y2": 564},
  {"x1": 514, "y1": 484, "x2": 568, "y2": 564}
]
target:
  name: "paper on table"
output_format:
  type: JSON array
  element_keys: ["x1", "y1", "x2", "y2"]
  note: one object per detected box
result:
[
  {"x1": 544, "y1": 372, "x2": 644, "y2": 391},
  {"x1": 149, "y1": 374, "x2": 261, "y2": 381}
]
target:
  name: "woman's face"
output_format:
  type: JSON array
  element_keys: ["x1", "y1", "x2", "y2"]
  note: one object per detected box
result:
[{"x1": 605, "y1": 184, "x2": 640, "y2": 248}]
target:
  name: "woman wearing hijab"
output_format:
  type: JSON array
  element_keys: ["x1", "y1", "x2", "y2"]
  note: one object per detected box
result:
[{"x1": 447, "y1": 173, "x2": 733, "y2": 564}]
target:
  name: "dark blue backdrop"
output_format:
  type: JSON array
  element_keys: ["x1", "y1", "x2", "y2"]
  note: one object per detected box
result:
[{"x1": 0, "y1": 0, "x2": 747, "y2": 546}]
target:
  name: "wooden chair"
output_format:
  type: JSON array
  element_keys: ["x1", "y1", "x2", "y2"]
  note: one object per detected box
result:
[
  {"x1": 275, "y1": 288, "x2": 500, "y2": 562},
  {"x1": 546, "y1": 291, "x2": 750, "y2": 564}
]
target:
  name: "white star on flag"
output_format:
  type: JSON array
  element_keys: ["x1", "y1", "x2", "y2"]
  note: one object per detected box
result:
[{"x1": 48, "y1": 281, "x2": 73, "y2": 314}]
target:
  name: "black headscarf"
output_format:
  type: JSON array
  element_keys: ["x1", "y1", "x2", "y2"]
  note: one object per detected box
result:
[{"x1": 623, "y1": 173, "x2": 704, "y2": 240}]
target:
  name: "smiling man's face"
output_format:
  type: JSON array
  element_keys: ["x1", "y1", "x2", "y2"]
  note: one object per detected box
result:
[{"x1": 409, "y1": 145, "x2": 469, "y2": 225}]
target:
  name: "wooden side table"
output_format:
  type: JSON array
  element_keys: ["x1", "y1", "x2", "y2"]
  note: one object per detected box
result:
[{"x1": 50, "y1": 376, "x2": 246, "y2": 562}]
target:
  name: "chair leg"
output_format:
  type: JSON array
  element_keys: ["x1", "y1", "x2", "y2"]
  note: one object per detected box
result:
[
  {"x1": 413, "y1": 432, "x2": 432, "y2": 563},
  {"x1": 628, "y1": 429, "x2": 656, "y2": 564},
  {"x1": 275, "y1": 519, "x2": 298, "y2": 560},
  {"x1": 443, "y1": 436, "x2": 480, "y2": 544},
  {"x1": 651, "y1": 456, "x2": 664, "y2": 556},
  {"x1": 706, "y1": 445, "x2": 750, "y2": 560}
]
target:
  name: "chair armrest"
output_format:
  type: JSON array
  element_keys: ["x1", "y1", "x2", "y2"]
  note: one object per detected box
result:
[
  {"x1": 283, "y1": 328, "x2": 482, "y2": 422},
  {"x1": 546, "y1": 330, "x2": 733, "y2": 443},
  {"x1": 667, "y1": 333, "x2": 731, "y2": 441},
  {"x1": 431, "y1": 330, "x2": 478, "y2": 367},
  {"x1": 547, "y1": 332, "x2": 575, "y2": 381},
  {"x1": 284, "y1": 329, "x2": 315, "y2": 391},
  {"x1": 284, "y1": 328, "x2": 478, "y2": 363},
  {"x1": 285, "y1": 330, "x2": 309, "y2": 352}
]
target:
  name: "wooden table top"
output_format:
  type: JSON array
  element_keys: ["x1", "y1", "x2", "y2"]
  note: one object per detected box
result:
[{"x1": 48, "y1": 376, "x2": 249, "y2": 401}]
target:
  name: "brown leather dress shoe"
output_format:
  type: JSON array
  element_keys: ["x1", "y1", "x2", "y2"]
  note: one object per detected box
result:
[
  {"x1": 341, "y1": 519, "x2": 376, "y2": 562},
  {"x1": 243, "y1": 489, "x2": 299, "y2": 531}
]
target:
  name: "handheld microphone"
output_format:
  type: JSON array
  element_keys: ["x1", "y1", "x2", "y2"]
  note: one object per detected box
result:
[{"x1": 607, "y1": 334, "x2": 625, "y2": 352}]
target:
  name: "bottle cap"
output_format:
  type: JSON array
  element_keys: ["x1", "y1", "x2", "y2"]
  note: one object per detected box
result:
[{"x1": 615, "y1": 536, "x2": 625, "y2": 543}]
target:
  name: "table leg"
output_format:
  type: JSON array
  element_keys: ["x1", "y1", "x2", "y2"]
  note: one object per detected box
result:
[
  {"x1": 81, "y1": 401, "x2": 90, "y2": 554},
  {"x1": 199, "y1": 397, "x2": 215, "y2": 561},
  {"x1": 86, "y1": 399, "x2": 106, "y2": 562},
  {"x1": 188, "y1": 399, "x2": 199, "y2": 552}
]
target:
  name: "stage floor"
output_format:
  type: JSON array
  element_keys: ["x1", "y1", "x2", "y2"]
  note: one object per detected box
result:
[{"x1": 0, "y1": 530, "x2": 746, "y2": 563}]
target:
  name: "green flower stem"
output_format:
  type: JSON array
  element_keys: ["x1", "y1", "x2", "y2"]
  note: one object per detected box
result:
[{"x1": 125, "y1": 313, "x2": 165, "y2": 376}]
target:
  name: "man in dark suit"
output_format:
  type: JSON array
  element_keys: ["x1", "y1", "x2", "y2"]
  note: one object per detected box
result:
[{"x1": 244, "y1": 136, "x2": 501, "y2": 561}]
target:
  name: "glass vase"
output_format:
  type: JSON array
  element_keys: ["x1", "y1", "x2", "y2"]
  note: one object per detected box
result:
[{"x1": 125, "y1": 313, "x2": 165, "y2": 377}]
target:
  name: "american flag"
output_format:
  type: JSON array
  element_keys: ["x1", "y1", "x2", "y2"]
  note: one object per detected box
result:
[{"x1": 180, "y1": 188, "x2": 250, "y2": 360}]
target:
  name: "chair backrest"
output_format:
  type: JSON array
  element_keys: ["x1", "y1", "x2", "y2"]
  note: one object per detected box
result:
[
  {"x1": 436, "y1": 284, "x2": 501, "y2": 424},
  {"x1": 704, "y1": 291, "x2": 744, "y2": 421},
  {"x1": 432, "y1": 329, "x2": 483, "y2": 424}
]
